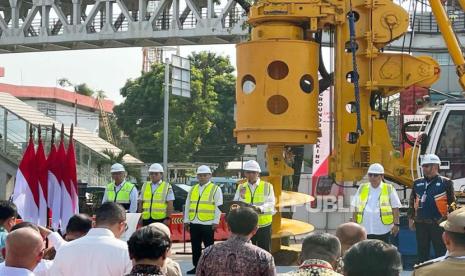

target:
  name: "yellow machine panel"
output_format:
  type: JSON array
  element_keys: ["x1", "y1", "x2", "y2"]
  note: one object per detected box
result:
[
  {"x1": 234, "y1": 0, "x2": 456, "y2": 253},
  {"x1": 235, "y1": 40, "x2": 320, "y2": 145}
]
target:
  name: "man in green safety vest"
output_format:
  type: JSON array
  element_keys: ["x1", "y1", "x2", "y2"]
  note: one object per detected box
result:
[
  {"x1": 184, "y1": 165, "x2": 223, "y2": 275},
  {"x1": 139, "y1": 163, "x2": 175, "y2": 226},
  {"x1": 102, "y1": 163, "x2": 138, "y2": 212},
  {"x1": 351, "y1": 163, "x2": 401, "y2": 243},
  {"x1": 234, "y1": 160, "x2": 276, "y2": 252}
]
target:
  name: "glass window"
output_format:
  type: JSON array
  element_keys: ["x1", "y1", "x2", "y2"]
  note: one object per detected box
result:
[
  {"x1": 435, "y1": 110, "x2": 465, "y2": 180},
  {"x1": 431, "y1": 53, "x2": 451, "y2": 66},
  {"x1": 37, "y1": 102, "x2": 56, "y2": 119}
]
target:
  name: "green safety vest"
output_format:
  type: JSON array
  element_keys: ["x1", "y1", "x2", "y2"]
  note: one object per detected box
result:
[
  {"x1": 188, "y1": 183, "x2": 218, "y2": 222},
  {"x1": 142, "y1": 181, "x2": 171, "y2": 220},
  {"x1": 106, "y1": 181, "x2": 135, "y2": 210},
  {"x1": 238, "y1": 180, "x2": 273, "y2": 227},
  {"x1": 356, "y1": 182, "x2": 394, "y2": 225}
]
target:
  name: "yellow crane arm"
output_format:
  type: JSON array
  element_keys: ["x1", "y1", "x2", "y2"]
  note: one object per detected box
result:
[
  {"x1": 429, "y1": 0, "x2": 465, "y2": 91},
  {"x1": 459, "y1": 0, "x2": 465, "y2": 12}
]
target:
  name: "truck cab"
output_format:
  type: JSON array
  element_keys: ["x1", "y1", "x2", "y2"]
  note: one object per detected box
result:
[{"x1": 419, "y1": 100, "x2": 465, "y2": 192}]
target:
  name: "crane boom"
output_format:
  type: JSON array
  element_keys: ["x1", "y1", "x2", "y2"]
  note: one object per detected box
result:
[
  {"x1": 97, "y1": 96, "x2": 115, "y2": 145},
  {"x1": 429, "y1": 0, "x2": 465, "y2": 91}
]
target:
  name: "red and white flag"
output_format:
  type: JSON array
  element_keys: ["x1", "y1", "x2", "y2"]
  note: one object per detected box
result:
[
  {"x1": 61, "y1": 131, "x2": 79, "y2": 232},
  {"x1": 47, "y1": 142, "x2": 62, "y2": 230},
  {"x1": 12, "y1": 136, "x2": 39, "y2": 223},
  {"x1": 35, "y1": 137, "x2": 48, "y2": 227},
  {"x1": 56, "y1": 138, "x2": 67, "y2": 230}
]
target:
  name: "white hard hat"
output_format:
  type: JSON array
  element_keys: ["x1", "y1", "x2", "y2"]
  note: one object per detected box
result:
[
  {"x1": 196, "y1": 165, "x2": 212, "y2": 174},
  {"x1": 110, "y1": 163, "x2": 125, "y2": 173},
  {"x1": 367, "y1": 163, "x2": 384, "y2": 174},
  {"x1": 421, "y1": 154, "x2": 441, "y2": 165},
  {"x1": 243, "y1": 160, "x2": 261, "y2": 173},
  {"x1": 149, "y1": 163, "x2": 164, "y2": 173}
]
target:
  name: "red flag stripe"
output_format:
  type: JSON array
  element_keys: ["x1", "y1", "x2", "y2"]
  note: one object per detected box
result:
[
  {"x1": 65, "y1": 139, "x2": 78, "y2": 211},
  {"x1": 36, "y1": 139, "x2": 48, "y2": 199},
  {"x1": 18, "y1": 137, "x2": 39, "y2": 207}
]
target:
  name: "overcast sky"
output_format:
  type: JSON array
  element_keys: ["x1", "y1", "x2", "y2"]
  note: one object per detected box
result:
[{"x1": 0, "y1": 44, "x2": 237, "y2": 104}]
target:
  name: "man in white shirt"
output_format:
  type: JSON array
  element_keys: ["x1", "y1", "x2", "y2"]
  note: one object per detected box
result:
[
  {"x1": 102, "y1": 163, "x2": 138, "y2": 212},
  {"x1": 4, "y1": 222, "x2": 59, "y2": 276},
  {"x1": 50, "y1": 202, "x2": 132, "y2": 276},
  {"x1": 234, "y1": 160, "x2": 276, "y2": 252},
  {"x1": 183, "y1": 165, "x2": 223, "y2": 274},
  {"x1": 351, "y1": 163, "x2": 401, "y2": 243},
  {"x1": 0, "y1": 227, "x2": 44, "y2": 276}
]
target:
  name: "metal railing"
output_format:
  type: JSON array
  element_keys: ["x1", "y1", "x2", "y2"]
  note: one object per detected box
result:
[
  {"x1": 77, "y1": 163, "x2": 109, "y2": 187},
  {"x1": 411, "y1": 12, "x2": 465, "y2": 33},
  {"x1": 24, "y1": 6, "x2": 245, "y2": 36},
  {"x1": 0, "y1": 107, "x2": 111, "y2": 186}
]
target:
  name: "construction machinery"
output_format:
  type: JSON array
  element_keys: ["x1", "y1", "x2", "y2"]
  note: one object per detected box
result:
[
  {"x1": 97, "y1": 96, "x2": 115, "y2": 145},
  {"x1": 235, "y1": 0, "x2": 465, "y2": 252}
]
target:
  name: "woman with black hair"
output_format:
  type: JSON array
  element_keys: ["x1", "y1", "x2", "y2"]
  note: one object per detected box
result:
[{"x1": 126, "y1": 226, "x2": 172, "y2": 276}]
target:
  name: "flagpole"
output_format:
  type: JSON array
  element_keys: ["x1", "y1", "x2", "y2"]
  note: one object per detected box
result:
[
  {"x1": 37, "y1": 125, "x2": 48, "y2": 237},
  {"x1": 60, "y1": 124, "x2": 64, "y2": 142},
  {"x1": 37, "y1": 124, "x2": 41, "y2": 146},
  {"x1": 51, "y1": 124, "x2": 55, "y2": 146},
  {"x1": 60, "y1": 123, "x2": 64, "y2": 234},
  {"x1": 49, "y1": 124, "x2": 55, "y2": 229},
  {"x1": 29, "y1": 124, "x2": 33, "y2": 141},
  {"x1": 37, "y1": 124, "x2": 49, "y2": 229}
]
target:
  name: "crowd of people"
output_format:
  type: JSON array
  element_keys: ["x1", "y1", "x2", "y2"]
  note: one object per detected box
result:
[
  {"x1": 0, "y1": 198, "x2": 464, "y2": 275},
  {"x1": 105, "y1": 160, "x2": 275, "y2": 274},
  {"x1": 0, "y1": 153, "x2": 464, "y2": 275}
]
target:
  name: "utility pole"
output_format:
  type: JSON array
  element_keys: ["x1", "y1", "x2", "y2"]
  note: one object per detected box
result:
[
  {"x1": 162, "y1": 55, "x2": 191, "y2": 181},
  {"x1": 163, "y1": 58, "x2": 170, "y2": 181}
]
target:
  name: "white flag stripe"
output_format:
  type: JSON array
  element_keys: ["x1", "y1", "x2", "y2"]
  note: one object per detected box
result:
[
  {"x1": 60, "y1": 182, "x2": 74, "y2": 232},
  {"x1": 48, "y1": 171, "x2": 62, "y2": 230},
  {"x1": 71, "y1": 183, "x2": 79, "y2": 214},
  {"x1": 38, "y1": 184, "x2": 48, "y2": 227},
  {"x1": 13, "y1": 170, "x2": 39, "y2": 223}
]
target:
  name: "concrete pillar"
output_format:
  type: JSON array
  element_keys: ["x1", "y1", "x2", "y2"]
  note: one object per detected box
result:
[
  {"x1": 72, "y1": 0, "x2": 82, "y2": 25},
  {"x1": 105, "y1": 0, "x2": 113, "y2": 26},
  {"x1": 138, "y1": 0, "x2": 147, "y2": 21},
  {"x1": 207, "y1": 0, "x2": 214, "y2": 19},
  {"x1": 41, "y1": 5, "x2": 51, "y2": 36},
  {"x1": 9, "y1": 0, "x2": 21, "y2": 28}
]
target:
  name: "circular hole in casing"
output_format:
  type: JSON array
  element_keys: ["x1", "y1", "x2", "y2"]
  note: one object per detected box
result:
[
  {"x1": 345, "y1": 101, "x2": 357, "y2": 113},
  {"x1": 267, "y1": 61, "x2": 289, "y2": 80},
  {"x1": 345, "y1": 41, "x2": 359, "y2": 53},
  {"x1": 267, "y1": 95, "x2": 289, "y2": 115},
  {"x1": 346, "y1": 71, "x2": 358, "y2": 83},
  {"x1": 346, "y1": 11, "x2": 360, "y2": 22},
  {"x1": 242, "y1": 75, "x2": 256, "y2": 95},
  {"x1": 300, "y1": 74, "x2": 314, "y2": 93}
]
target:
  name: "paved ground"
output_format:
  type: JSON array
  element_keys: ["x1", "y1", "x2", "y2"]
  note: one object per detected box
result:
[{"x1": 169, "y1": 242, "x2": 413, "y2": 275}]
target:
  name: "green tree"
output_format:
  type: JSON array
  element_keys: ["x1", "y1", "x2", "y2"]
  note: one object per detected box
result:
[
  {"x1": 114, "y1": 52, "x2": 242, "y2": 166},
  {"x1": 57, "y1": 78, "x2": 95, "y2": 96},
  {"x1": 191, "y1": 52, "x2": 243, "y2": 170},
  {"x1": 74, "y1": 83, "x2": 94, "y2": 96}
]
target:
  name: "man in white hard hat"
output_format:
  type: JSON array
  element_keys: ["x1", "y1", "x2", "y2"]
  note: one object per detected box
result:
[
  {"x1": 408, "y1": 153, "x2": 456, "y2": 263},
  {"x1": 351, "y1": 163, "x2": 401, "y2": 243},
  {"x1": 233, "y1": 160, "x2": 276, "y2": 252},
  {"x1": 139, "y1": 163, "x2": 175, "y2": 226},
  {"x1": 183, "y1": 165, "x2": 223, "y2": 274},
  {"x1": 102, "y1": 163, "x2": 138, "y2": 212}
]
